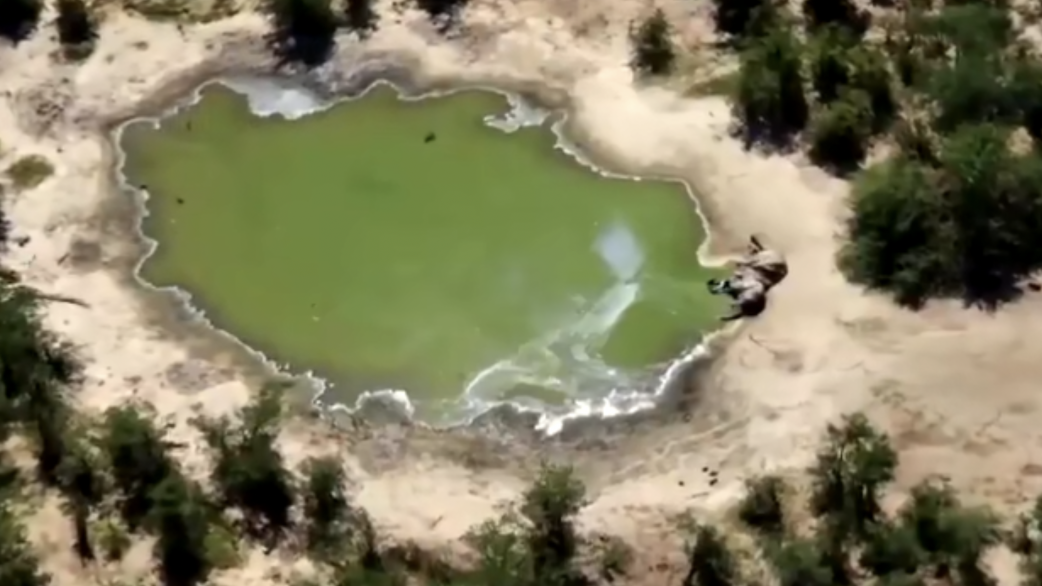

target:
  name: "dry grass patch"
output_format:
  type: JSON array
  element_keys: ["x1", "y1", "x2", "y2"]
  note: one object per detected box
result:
[{"x1": 4, "y1": 155, "x2": 54, "y2": 191}]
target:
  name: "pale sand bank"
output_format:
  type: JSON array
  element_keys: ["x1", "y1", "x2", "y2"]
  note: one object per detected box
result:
[{"x1": 4, "y1": 1, "x2": 1042, "y2": 584}]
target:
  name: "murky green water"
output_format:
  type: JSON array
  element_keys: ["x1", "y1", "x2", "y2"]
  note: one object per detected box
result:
[{"x1": 122, "y1": 82, "x2": 724, "y2": 421}]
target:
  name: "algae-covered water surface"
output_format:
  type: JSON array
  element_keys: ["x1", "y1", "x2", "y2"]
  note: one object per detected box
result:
[{"x1": 122, "y1": 82, "x2": 724, "y2": 421}]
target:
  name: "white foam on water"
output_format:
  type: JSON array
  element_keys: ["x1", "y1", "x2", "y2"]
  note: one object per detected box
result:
[{"x1": 222, "y1": 77, "x2": 327, "y2": 119}]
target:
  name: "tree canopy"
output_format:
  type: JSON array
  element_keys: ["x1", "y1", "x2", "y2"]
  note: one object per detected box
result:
[
  {"x1": 0, "y1": 0, "x2": 42, "y2": 44},
  {"x1": 630, "y1": 9, "x2": 676, "y2": 77},
  {"x1": 265, "y1": 0, "x2": 338, "y2": 67}
]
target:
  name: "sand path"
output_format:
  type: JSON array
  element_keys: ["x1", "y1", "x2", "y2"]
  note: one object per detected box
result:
[{"x1": 3, "y1": 1, "x2": 1042, "y2": 584}]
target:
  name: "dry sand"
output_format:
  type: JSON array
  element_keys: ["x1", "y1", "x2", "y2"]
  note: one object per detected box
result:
[{"x1": 3, "y1": 0, "x2": 1042, "y2": 584}]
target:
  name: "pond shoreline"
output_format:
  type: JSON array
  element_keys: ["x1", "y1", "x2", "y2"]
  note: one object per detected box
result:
[{"x1": 107, "y1": 53, "x2": 735, "y2": 440}]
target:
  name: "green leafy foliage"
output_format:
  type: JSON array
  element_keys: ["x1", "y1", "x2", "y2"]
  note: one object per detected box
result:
[
  {"x1": 898, "y1": 480, "x2": 1001, "y2": 582},
  {"x1": 301, "y1": 455, "x2": 353, "y2": 560},
  {"x1": 859, "y1": 520, "x2": 923, "y2": 577},
  {"x1": 150, "y1": 474, "x2": 215, "y2": 586},
  {"x1": 629, "y1": 9, "x2": 676, "y2": 77},
  {"x1": 0, "y1": 502, "x2": 49, "y2": 586},
  {"x1": 767, "y1": 537, "x2": 835, "y2": 586},
  {"x1": 841, "y1": 124, "x2": 1042, "y2": 307},
  {"x1": 801, "y1": 0, "x2": 869, "y2": 36},
  {"x1": 807, "y1": 88, "x2": 874, "y2": 172},
  {"x1": 96, "y1": 404, "x2": 178, "y2": 528},
  {"x1": 682, "y1": 524, "x2": 739, "y2": 586},
  {"x1": 737, "y1": 475, "x2": 786, "y2": 536},
  {"x1": 1012, "y1": 495, "x2": 1042, "y2": 586},
  {"x1": 520, "y1": 463, "x2": 588, "y2": 586},
  {"x1": 733, "y1": 22, "x2": 808, "y2": 147},
  {"x1": 808, "y1": 413, "x2": 897, "y2": 538},
  {"x1": 195, "y1": 386, "x2": 296, "y2": 543}
]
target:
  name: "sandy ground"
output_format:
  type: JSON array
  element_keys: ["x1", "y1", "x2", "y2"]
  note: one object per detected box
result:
[{"x1": 3, "y1": 0, "x2": 1042, "y2": 584}]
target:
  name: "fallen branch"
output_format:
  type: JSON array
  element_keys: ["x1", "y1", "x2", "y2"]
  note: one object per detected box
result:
[{"x1": 35, "y1": 292, "x2": 90, "y2": 309}]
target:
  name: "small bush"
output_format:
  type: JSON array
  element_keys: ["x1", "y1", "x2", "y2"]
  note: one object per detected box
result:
[
  {"x1": 204, "y1": 524, "x2": 241, "y2": 570},
  {"x1": 683, "y1": 524, "x2": 740, "y2": 586},
  {"x1": 737, "y1": 475, "x2": 786, "y2": 535},
  {"x1": 807, "y1": 88, "x2": 874, "y2": 173},
  {"x1": 95, "y1": 518, "x2": 132, "y2": 562},
  {"x1": 265, "y1": 0, "x2": 338, "y2": 67},
  {"x1": 630, "y1": 9, "x2": 676, "y2": 77}
]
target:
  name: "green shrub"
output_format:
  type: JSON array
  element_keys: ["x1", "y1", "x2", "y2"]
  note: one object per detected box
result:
[{"x1": 630, "y1": 9, "x2": 676, "y2": 77}]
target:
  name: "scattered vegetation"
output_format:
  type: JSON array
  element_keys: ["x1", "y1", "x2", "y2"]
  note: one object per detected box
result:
[
  {"x1": 3, "y1": 155, "x2": 54, "y2": 192},
  {"x1": 630, "y1": 9, "x2": 676, "y2": 77}
]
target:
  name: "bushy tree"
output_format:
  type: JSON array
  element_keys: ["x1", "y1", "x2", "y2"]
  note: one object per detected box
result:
[
  {"x1": 460, "y1": 463, "x2": 592, "y2": 586},
  {"x1": 1012, "y1": 495, "x2": 1042, "y2": 586},
  {"x1": 916, "y1": 3, "x2": 1019, "y2": 132},
  {"x1": 150, "y1": 474, "x2": 214, "y2": 586},
  {"x1": 733, "y1": 23, "x2": 808, "y2": 147},
  {"x1": 841, "y1": 121, "x2": 1042, "y2": 307},
  {"x1": 0, "y1": 283, "x2": 80, "y2": 485},
  {"x1": 737, "y1": 475, "x2": 786, "y2": 536},
  {"x1": 0, "y1": 0, "x2": 42, "y2": 43},
  {"x1": 1006, "y1": 54, "x2": 1042, "y2": 141},
  {"x1": 343, "y1": 0, "x2": 378, "y2": 39},
  {"x1": 807, "y1": 88, "x2": 874, "y2": 172},
  {"x1": 96, "y1": 404, "x2": 177, "y2": 528},
  {"x1": 711, "y1": 0, "x2": 774, "y2": 40},
  {"x1": 465, "y1": 517, "x2": 533, "y2": 586},
  {"x1": 898, "y1": 480, "x2": 1000, "y2": 582},
  {"x1": 57, "y1": 429, "x2": 106, "y2": 562},
  {"x1": 807, "y1": 25, "x2": 854, "y2": 104},
  {"x1": 302, "y1": 455, "x2": 353, "y2": 559},
  {"x1": 520, "y1": 463, "x2": 587, "y2": 586},
  {"x1": 767, "y1": 537, "x2": 834, "y2": 586},
  {"x1": 55, "y1": 0, "x2": 97, "y2": 58},
  {"x1": 195, "y1": 386, "x2": 295, "y2": 543},
  {"x1": 683, "y1": 524, "x2": 739, "y2": 586},
  {"x1": 414, "y1": 0, "x2": 468, "y2": 33},
  {"x1": 0, "y1": 502, "x2": 49, "y2": 586},
  {"x1": 265, "y1": 0, "x2": 337, "y2": 67},
  {"x1": 0, "y1": 285, "x2": 80, "y2": 422},
  {"x1": 802, "y1": 0, "x2": 868, "y2": 36},
  {"x1": 838, "y1": 156, "x2": 944, "y2": 305},
  {"x1": 808, "y1": 413, "x2": 896, "y2": 539},
  {"x1": 630, "y1": 9, "x2": 675, "y2": 77},
  {"x1": 859, "y1": 520, "x2": 923, "y2": 577}
]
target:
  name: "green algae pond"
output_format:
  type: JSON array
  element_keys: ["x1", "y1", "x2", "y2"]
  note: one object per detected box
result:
[{"x1": 121, "y1": 80, "x2": 725, "y2": 423}]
